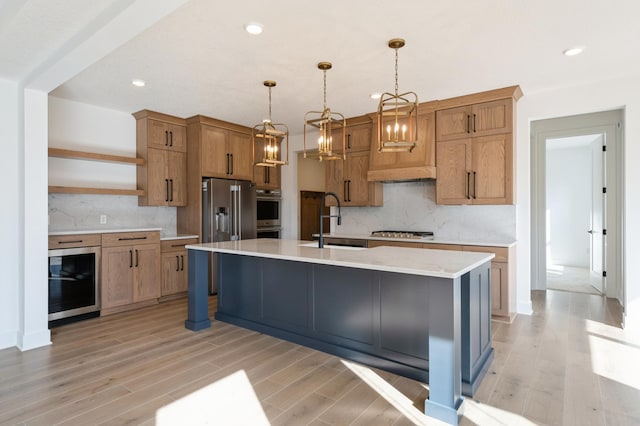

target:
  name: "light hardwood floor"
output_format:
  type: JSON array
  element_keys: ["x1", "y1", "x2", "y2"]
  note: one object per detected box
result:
[{"x1": 0, "y1": 291, "x2": 635, "y2": 426}]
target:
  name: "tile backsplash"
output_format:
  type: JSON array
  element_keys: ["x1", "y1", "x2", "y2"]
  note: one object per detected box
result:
[
  {"x1": 48, "y1": 194, "x2": 176, "y2": 233},
  {"x1": 333, "y1": 180, "x2": 516, "y2": 242}
]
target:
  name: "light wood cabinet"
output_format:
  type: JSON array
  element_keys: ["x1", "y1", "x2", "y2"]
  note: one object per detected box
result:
[
  {"x1": 101, "y1": 231, "x2": 161, "y2": 314},
  {"x1": 436, "y1": 98, "x2": 512, "y2": 141},
  {"x1": 200, "y1": 124, "x2": 253, "y2": 181},
  {"x1": 325, "y1": 150, "x2": 382, "y2": 207},
  {"x1": 435, "y1": 86, "x2": 521, "y2": 205},
  {"x1": 253, "y1": 137, "x2": 282, "y2": 190},
  {"x1": 134, "y1": 110, "x2": 187, "y2": 206},
  {"x1": 160, "y1": 237, "x2": 198, "y2": 298},
  {"x1": 333, "y1": 122, "x2": 372, "y2": 153},
  {"x1": 367, "y1": 102, "x2": 437, "y2": 182}
]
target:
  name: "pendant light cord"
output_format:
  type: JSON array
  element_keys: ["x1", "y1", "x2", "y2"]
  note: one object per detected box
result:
[
  {"x1": 323, "y1": 69, "x2": 327, "y2": 110},
  {"x1": 394, "y1": 47, "x2": 399, "y2": 96}
]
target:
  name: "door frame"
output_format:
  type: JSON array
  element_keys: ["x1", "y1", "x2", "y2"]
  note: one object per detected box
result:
[{"x1": 530, "y1": 110, "x2": 624, "y2": 302}]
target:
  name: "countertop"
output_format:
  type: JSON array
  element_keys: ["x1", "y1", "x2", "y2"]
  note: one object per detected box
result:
[
  {"x1": 48, "y1": 228, "x2": 198, "y2": 241},
  {"x1": 186, "y1": 239, "x2": 494, "y2": 279},
  {"x1": 318, "y1": 233, "x2": 517, "y2": 248}
]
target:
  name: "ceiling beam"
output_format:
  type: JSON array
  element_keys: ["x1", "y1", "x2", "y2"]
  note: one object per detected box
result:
[{"x1": 23, "y1": 0, "x2": 190, "y2": 92}]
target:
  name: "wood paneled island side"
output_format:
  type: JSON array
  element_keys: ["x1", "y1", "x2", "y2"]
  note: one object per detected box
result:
[{"x1": 185, "y1": 239, "x2": 494, "y2": 425}]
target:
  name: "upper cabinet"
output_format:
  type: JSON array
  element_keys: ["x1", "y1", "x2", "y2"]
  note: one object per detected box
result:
[
  {"x1": 325, "y1": 116, "x2": 383, "y2": 207},
  {"x1": 435, "y1": 86, "x2": 522, "y2": 205},
  {"x1": 436, "y1": 98, "x2": 512, "y2": 141},
  {"x1": 367, "y1": 101, "x2": 437, "y2": 182},
  {"x1": 253, "y1": 138, "x2": 282, "y2": 190},
  {"x1": 200, "y1": 124, "x2": 253, "y2": 181},
  {"x1": 134, "y1": 110, "x2": 187, "y2": 206}
]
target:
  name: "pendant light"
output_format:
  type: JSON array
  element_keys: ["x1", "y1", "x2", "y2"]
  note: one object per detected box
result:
[
  {"x1": 303, "y1": 62, "x2": 346, "y2": 161},
  {"x1": 253, "y1": 80, "x2": 288, "y2": 167},
  {"x1": 377, "y1": 38, "x2": 418, "y2": 152}
]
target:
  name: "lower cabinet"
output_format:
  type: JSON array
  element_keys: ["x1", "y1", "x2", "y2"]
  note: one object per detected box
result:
[
  {"x1": 160, "y1": 237, "x2": 198, "y2": 298},
  {"x1": 368, "y1": 239, "x2": 516, "y2": 321},
  {"x1": 101, "y1": 231, "x2": 161, "y2": 314}
]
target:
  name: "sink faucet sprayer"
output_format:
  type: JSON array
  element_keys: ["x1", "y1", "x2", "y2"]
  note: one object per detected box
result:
[{"x1": 318, "y1": 192, "x2": 342, "y2": 248}]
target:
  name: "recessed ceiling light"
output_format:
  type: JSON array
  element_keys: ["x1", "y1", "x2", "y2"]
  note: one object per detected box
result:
[
  {"x1": 244, "y1": 22, "x2": 263, "y2": 35},
  {"x1": 563, "y1": 46, "x2": 585, "y2": 56},
  {"x1": 131, "y1": 79, "x2": 146, "y2": 87},
  {"x1": 370, "y1": 92, "x2": 382, "y2": 100}
]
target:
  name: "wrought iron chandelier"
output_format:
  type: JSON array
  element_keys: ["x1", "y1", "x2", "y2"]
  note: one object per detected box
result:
[
  {"x1": 377, "y1": 38, "x2": 418, "y2": 153},
  {"x1": 253, "y1": 80, "x2": 288, "y2": 167},
  {"x1": 303, "y1": 62, "x2": 346, "y2": 162}
]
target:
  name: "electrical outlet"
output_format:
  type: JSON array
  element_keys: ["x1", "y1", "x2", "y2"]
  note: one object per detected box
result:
[{"x1": 100, "y1": 214, "x2": 107, "y2": 225}]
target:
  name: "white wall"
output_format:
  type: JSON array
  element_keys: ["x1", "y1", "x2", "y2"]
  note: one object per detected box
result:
[
  {"x1": 48, "y1": 97, "x2": 176, "y2": 233},
  {"x1": 546, "y1": 144, "x2": 591, "y2": 267},
  {"x1": 516, "y1": 74, "x2": 639, "y2": 330},
  {"x1": 0, "y1": 79, "x2": 20, "y2": 348}
]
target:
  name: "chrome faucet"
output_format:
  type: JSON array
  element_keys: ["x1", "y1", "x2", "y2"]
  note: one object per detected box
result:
[{"x1": 318, "y1": 192, "x2": 342, "y2": 248}]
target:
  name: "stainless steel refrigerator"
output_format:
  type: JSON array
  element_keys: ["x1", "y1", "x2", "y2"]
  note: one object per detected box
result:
[{"x1": 202, "y1": 178, "x2": 257, "y2": 293}]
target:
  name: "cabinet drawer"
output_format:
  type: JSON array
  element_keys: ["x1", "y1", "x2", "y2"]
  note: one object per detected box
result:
[
  {"x1": 161, "y1": 238, "x2": 199, "y2": 252},
  {"x1": 49, "y1": 234, "x2": 101, "y2": 249},
  {"x1": 102, "y1": 231, "x2": 160, "y2": 248},
  {"x1": 462, "y1": 245, "x2": 508, "y2": 262},
  {"x1": 423, "y1": 243, "x2": 463, "y2": 251},
  {"x1": 368, "y1": 240, "x2": 422, "y2": 248}
]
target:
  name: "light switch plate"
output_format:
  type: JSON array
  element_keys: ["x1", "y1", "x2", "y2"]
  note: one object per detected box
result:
[{"x1": 100, "y1": 214, "x2": 107, "y2": 224}]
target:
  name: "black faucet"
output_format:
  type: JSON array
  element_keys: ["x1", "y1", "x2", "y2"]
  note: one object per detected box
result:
[{"x1": 318, "y1": 192, "x2": 342, "y2": 248}]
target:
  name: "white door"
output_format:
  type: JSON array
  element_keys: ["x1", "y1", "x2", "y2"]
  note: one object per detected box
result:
[{"x1": 589, "y1": 136, "x2": 604, "y2": 293}]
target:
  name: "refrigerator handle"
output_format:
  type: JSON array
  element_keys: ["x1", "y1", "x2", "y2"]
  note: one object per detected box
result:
[{"x1": 237, "y1": 184, "x2": 242, "y2": 240}]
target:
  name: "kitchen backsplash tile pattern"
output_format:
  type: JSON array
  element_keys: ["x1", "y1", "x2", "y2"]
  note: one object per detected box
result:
[
  {"x1": 48, "y1": 194, "x2": 176, "y2": 233},
  {"x1": 333, "y1": 181, "x2": 516, "y2": 242}
]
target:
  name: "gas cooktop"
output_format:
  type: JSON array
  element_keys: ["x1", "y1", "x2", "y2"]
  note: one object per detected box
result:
[{"x1": 370, "y1": 230, "x2": 434, "y2": 239}]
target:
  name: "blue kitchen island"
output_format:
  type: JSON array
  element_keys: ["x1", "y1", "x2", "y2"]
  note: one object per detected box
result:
[{"x1": 185, "y1": 239, "x2": 494, "y2": 425}]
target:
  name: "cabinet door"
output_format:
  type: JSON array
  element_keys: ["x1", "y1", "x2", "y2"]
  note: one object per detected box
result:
[
  {"x1": 324, "y1": 160, "x2": 344, "y2": 206},
  {"x1": 436, "y1": 139, "x2": 472, "y2": 205},
  {"x1": 201, "y1": 126, "x2": 229, "y2": 178},
  {"x1": 161, "y1": 251, "x2": 187, "y2": 296},
  {"x1": 133, "y1": 243, "x2": 161, "y2": 303},
  {"x1": 471, "y1": 99, "x2": 512, "y2": 137},
  {"x1": 146, "y1": 148, "x2": 169, "y2": 205},
  {"x1": 471, "y1": 133, "x2": 512, "y2": 204},
  {"x1": 167, "y1": 151, "x2": 187, "y2": 206},
  {"x1": 147, "y1": 120, "x2": 187, "y2": 152},
  {"x1": 344, "y1": 151, "x2": 370, "y2": 206},
  {"x1": 436, "y1": 106, "x2": 471, "y2": 141},
  {"x1": 345, "y1": 123, "x2": 371, "y2": 152},
  {"x1": 101, "y1": 246, "x2": 133, "y2": 309},
  {"x1": 229, "y1": 131, "x2": 253, "y2": 181}
]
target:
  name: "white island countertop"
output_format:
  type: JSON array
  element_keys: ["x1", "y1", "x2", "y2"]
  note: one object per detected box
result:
[{"x1": 186, "y1": 239, "x2": 494, "y2": 279}]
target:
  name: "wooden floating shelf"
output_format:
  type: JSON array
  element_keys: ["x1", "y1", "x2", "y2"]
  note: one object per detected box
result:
[
  {"x1": 48, "y1": 148, "x2": 144, "y2": 165},
  {"x1": 48, "y1": 186, "x2": 144, "y2": 196}
]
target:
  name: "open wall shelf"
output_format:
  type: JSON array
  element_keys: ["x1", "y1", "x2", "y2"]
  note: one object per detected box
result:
[{"x1": 48, "y1": 148, "x2": 145, "y2": 196}]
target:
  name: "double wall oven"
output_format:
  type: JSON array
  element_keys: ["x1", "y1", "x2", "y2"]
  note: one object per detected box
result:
[{"x1": 256, "y1": 189, "x2": 282, "y2": 238}]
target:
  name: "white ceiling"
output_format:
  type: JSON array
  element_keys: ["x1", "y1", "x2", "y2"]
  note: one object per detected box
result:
[{"x1": 3, "y1": 0, "x2": 640, "y2": 133}]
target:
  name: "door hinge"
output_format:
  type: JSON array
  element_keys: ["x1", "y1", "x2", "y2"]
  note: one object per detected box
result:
[
  {"x1": 602, "y1": 187, "x2": 607, "y2": 194},
  {"x1": 618, "y1": 122, "x2": 622, "y2": 129},
  {"x1": 603, "y1": 229, "x2": 607, "y2": 235},
  {"x1": 602, "y1": 145, "x2": 607, "y2": 152},
  {"x1": 603, "y1": 271, "x2": 607, "y2": 278}
]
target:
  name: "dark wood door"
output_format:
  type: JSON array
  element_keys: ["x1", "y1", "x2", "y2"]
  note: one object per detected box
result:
[{"x1": 300, "y1": 191, "x2": 330, "y2": 241}]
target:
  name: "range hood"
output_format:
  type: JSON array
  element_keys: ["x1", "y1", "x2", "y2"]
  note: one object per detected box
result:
[{"x1": 367, "y1": 165, "x2": 436, "y2": 182}]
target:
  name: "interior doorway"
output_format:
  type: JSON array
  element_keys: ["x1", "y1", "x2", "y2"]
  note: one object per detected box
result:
[
  {"x1": 300, "y1": 191, "x2": 329, "y2": 241},
  {"x1": 545, "y1": 134, "x2": 604, "y2": 294},
  {"x1": 531, "y1": 110, "x2": 624, "y2": 305}
]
